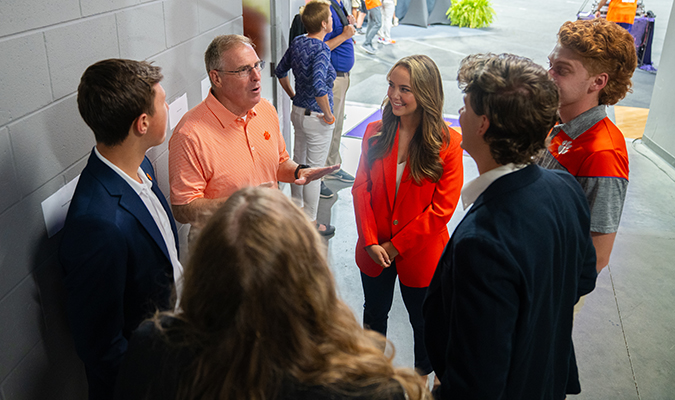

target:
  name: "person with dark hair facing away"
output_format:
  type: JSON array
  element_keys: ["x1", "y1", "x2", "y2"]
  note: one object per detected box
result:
[
  {"x1": 540, "y1": 18, "x2": 636, "y2": 278},
  {"x1": 352, "y1": 54, "x2": 464, "y2": 382},
  {"x1": 60, "y1": 59, "x2": 183, "y2": 400},
  {"x1": 423, "y1": 53, "x2": 598, "y2": 399},
  {"x1": 276, "y1": 0, "x2": 338, "y2": 235},
  {"x1": 114, "y1": 186, "x2": 432, "y2": 400}
]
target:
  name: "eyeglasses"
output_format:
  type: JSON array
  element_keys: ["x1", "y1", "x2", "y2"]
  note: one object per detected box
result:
[{"x1": 215, "y1": 60, "x2": 265, "y2": 78}]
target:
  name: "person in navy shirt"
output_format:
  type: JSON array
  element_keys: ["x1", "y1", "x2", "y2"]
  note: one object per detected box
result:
[{"x1": 321, "y1": 0, "x2": 358, "y2": 196}]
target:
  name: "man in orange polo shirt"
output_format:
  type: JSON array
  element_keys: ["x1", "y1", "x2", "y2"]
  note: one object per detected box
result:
[
  {"x1": 169, "y1": 35, "x2": 338, "y2": 229},
  {"x1": 538, "y1": 19, "x2": 636, "y2": 275}
]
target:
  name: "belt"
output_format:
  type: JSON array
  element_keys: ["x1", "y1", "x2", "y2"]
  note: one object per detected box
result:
[
  {"x1": 337, "y1": 71, "x2": 349, "y2": 77},
  {"x1": 294, "y1": 104, "x2": 320, "y2": 116}
]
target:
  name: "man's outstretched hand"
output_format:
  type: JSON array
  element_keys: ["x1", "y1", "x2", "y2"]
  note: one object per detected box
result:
[{"x1": 295, "y1": 164, "x2": 340, "y2": 185}]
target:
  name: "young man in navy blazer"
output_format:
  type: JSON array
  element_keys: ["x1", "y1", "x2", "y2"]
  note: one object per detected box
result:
[
  {"x1": 60, "y1": 59, "x2": 183, "y2": 400},
  {"x1": 423, "y1": 53, "x2": 598, "y2": 399}
]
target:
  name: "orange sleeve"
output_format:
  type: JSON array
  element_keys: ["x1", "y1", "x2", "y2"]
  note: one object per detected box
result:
[
  {"x1": 277, "y1": 128, "x2": 290, "y2": 165},
  {"x1": 168, "y1": 128, "x2": 207, "y2": 205},
  {"x1": 352, "y1": 123, "x2": 381, "y2": 247}
]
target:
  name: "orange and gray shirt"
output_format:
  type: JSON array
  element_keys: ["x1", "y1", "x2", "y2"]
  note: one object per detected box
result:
[{"x1": 536, "y1": 106, "x2": 629, "y2": 233}]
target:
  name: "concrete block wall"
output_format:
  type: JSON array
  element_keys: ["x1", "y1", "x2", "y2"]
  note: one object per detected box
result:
[
  {"x1": 0, "y1": 0, "x2": 243, "y2": 397},
  {"x1": 644, "y1": 3, "x2": 675, "y2": 167}
]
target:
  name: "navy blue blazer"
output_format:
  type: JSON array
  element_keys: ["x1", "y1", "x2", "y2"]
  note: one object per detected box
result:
[
  {"x1": 59, "y1": 149, "x2": 178, "y2": 400},
  {"x1": 423, "y1": 165, "x2": 597, "y2": 400}
]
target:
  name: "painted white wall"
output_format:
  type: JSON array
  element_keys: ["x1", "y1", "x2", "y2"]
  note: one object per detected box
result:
[
  {"x1": 644, "y1": 3, "x2": 675, "y2": 166},
  {"x1": 0, "y1": 0, "x2": 245, "y2": 397}
]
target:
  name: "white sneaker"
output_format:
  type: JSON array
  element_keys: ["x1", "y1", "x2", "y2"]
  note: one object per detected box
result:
[{"x1": 377, "y1": 37, "x2": 395, "y2": 45}]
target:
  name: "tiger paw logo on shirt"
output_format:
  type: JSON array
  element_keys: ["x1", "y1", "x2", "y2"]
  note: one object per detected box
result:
[
  {"x1": 558, "y1": 140, "x2": 572, "y2": 155},
  {"x1": 264, "y1": 131, "x2": 270, "y2": 140}
]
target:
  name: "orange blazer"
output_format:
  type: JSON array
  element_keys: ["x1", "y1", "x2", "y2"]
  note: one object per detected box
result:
[{"x1": 352, "y1": 121, "x2": 464, "y2": 287}]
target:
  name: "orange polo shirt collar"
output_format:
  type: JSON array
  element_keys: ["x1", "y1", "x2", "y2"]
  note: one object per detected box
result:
[{"x1": 203, "y1": 91, "x2": 260, "y2": 129}]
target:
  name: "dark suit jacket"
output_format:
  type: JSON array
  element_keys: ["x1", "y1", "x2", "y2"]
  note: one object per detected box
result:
[
  {"x1": 423, "y1": 165, "x2": 597, "y2": 400},
  {"x1": 59, "y1": 149, "x2": 178, "y2": 400}
]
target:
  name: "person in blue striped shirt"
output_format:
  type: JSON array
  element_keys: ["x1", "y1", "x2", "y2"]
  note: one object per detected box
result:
[{"x1": 276, "y1": 0, "x2": 338, "y2": 236}]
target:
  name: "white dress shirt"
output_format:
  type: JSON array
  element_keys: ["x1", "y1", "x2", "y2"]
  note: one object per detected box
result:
[
  {"x1": 461, "y1": 163, "x2": 526, "y2": 210},
  {"x1": 395, "y1": 160, "x2": 407, "y2": 195}
]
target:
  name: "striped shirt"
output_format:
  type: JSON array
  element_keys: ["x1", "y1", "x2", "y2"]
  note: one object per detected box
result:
[
  {"x1": 275, "y1": 35, "x2": 336, "y2": 113},
  {"x1": 168, "y1": 92, "x2": 290, "y2": 205}
]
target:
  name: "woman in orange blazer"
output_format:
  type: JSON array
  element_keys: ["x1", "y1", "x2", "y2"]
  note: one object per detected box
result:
[{"x1": 352, "y1": 55, "x2": 463, "y2": 378}]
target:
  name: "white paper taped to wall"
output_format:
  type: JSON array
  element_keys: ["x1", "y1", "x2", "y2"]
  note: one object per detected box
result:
[
  {"x1": 41, "y1": 175, "x2": 79, "y2": 238},
  {"x1": 169, "y1": 93, "x2": 189, "y2": 130}
]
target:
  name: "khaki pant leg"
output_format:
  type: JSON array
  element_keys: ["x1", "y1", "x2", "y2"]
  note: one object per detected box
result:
[
  {"x1": 325, "y1": 74, "x2": 350, "y2": 166},
  {"x1": 573, "y1": 294, "x2": 587, "y2": 319}
]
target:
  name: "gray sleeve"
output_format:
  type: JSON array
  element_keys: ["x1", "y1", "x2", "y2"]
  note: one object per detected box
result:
[
  {"x1": 576, "y1": 176, "x2": 628, "y2": 233},
  {"x1": 535, "y1": 150, "x2": 567, "y2": 172}
]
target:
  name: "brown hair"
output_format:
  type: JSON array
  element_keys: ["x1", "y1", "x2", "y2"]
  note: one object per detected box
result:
[
  {"x1": 301, "y1": 0, "x2": 332, "y2": 34},
  {"x1": 367, "y1": 55, "x2": 451, "y2": 184},
  {"x1": 155, "y1": 187, "x2": 431, "y2": 400},
  {"x1": 204, "y1": 34, "x2": 255, "y2": 78},
  {"x1": 557, "y1": 18, "x2": 637, "y2": 105},
  {"x1": 77, "y1": 59, "x2": 162, "y2": 146},
  {"x1": 457, "y1": 53, "x2": 559, "y2": 165}
]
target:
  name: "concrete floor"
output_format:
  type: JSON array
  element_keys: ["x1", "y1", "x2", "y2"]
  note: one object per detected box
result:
[{"x1": 314, "y1": 0, "x2": 675, "y2": 397}]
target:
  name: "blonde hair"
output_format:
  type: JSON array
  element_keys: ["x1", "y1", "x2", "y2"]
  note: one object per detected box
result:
[{"x1": 154, "y1": 187, "x2": 431, "y2": 400}]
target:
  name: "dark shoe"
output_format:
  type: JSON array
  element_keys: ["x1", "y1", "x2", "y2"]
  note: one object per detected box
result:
[
  {"x1": 316, "y1": 222, "x2": 336, "y2": 236},
  {"x1": 325, "y1": 169, "x2": 355, "y2": 184},
  {"x1": 320, "y1": 182, "x2": 334, "y2": 199}
]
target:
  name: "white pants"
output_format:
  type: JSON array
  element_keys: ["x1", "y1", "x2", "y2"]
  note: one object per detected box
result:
[
  {"x1": 378, "y1": 0, "x2": 395, "y2": 41},
  {"x1": 291, "y1": 105, "x2": 333, "y2": 221}
]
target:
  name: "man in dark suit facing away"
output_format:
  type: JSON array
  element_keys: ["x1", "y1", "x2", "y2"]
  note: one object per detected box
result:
[
  {"x1": 60, "y1": 59, "x2": 183, "y2": 400},
  {"x1": 423, "y1": 53, "x2": 598, "y2": 400}
]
